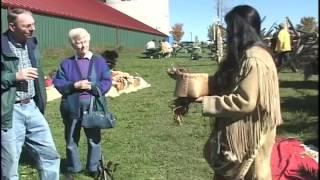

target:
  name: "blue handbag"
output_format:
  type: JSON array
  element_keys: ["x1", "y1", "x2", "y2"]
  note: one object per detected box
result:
[{"x1": 81, "y1": 88, "x2": 116, "y2": 129}]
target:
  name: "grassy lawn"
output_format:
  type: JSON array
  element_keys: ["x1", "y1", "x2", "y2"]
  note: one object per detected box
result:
[{"x1": 19, "y1": 48, "x2": 318, "y2": 180}]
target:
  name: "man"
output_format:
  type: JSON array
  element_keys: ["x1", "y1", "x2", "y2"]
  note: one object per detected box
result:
[
  {"x1": 145, "y1": 39, "x2": 156, "y2": 50},
  {"x1": 144, "y1": 39, "x2": 158, "y2": 58},
  {"x1": 1, "y1": 8, "x2": 60, "y2": 180},
  {"x1": 275, "y1": 22, "x2": 298, "y2": 72}
]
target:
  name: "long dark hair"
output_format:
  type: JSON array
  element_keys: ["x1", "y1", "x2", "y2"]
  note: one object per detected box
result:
[{"x1": 213, "y1": 5, "x2": 265, "y2": 94}]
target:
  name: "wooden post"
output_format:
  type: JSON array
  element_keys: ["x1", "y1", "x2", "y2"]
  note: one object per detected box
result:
[
  {"x1": 216, "y1": 25, "x2": 223, "y2": 63},
  {"x1": 116, "y1": 27, "x2": 119, "y2": 48}
]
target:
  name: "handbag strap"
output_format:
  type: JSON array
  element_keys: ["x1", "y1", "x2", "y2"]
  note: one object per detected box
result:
[
  {"x1": 82, "y1": 56, "x2": 106, "y2": 114},
  {"x1": 89, "y1": 95, "x2": 95, "y2": 113},
  {"x1": 89, "y1": 87, "x2": 107, "y2": 113}
]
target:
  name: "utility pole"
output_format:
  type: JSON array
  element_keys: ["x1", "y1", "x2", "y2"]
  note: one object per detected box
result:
[
  {"x1": 216, "y1": 0, "x2": 223, "y2": 24},
  {"x1": 217, "y1": 0, "x2": 220, "y2": 21}
]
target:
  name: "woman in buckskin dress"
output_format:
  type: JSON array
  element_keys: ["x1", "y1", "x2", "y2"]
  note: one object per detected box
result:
[{"x1": 196, "y1": 5, "x2": 282, "y2": 180}]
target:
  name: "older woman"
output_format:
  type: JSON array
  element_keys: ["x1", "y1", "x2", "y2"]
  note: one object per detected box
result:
[
  {"x1": 53, "y1": 28, "x2": 112, "y2": 178},
  {"x1": 196, "y1": 5, "x2": 282, "y2": 180}
]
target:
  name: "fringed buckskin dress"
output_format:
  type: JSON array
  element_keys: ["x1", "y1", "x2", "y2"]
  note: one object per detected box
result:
[{"x1": 202, "y1": 46, "x2": 282, "y2": 180}]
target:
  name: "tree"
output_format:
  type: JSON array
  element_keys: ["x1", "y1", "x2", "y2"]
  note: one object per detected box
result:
[
  {"x1": 170, "y1": 23, "x2": 184, "y2": 43},
  {"x1": 296, "y1": 16, "x2": 318, "y2": 33}
]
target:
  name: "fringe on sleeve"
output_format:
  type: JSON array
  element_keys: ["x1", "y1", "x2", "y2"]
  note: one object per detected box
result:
[{"x1": 223, "y1": 54, "x2": 282, "y2": 163}]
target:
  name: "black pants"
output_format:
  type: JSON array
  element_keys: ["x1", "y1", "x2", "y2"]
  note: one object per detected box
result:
[{"x1": 277, "y1": 51, "x2": 297, "y2": 72}]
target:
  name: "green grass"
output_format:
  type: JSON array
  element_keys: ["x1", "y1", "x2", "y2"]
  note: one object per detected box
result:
[{"x1": 19, "y1": 48, "x2": 318, "y2": 179}]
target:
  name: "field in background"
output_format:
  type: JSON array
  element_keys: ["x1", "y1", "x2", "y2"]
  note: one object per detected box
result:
[{"x1": 19, "y1": 48, "x2": 318, "y2": 179}]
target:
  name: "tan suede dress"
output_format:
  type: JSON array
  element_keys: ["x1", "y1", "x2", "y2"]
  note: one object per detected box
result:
[{"x1": 202, "y1": 46, "x2": 282, "y2": 179}]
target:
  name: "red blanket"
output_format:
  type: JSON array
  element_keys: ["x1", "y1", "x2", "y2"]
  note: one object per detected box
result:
[{"x1": 271, "y1": 138, "x2": 319, "y2": 180}]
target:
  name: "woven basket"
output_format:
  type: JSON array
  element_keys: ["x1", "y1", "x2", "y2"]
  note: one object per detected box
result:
[{"x1": 174, "y1": 72, "x2": 210, "y2": 98}]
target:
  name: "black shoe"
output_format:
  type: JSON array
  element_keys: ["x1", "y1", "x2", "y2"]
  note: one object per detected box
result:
[
  {"x1": 88, "y1": 171, "x2": 98, "y2": 178},
  {"x1": 65, "y1": 171, "x2": 82, "y2": 180},
  {"x1": 65, "y1": 173, "x2": 74, "y2": 180}
]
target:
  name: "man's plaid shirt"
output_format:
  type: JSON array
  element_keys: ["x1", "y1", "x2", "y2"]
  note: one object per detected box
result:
[{"x1": 8, "y1": 41, "x2": 35, "y2": 101}]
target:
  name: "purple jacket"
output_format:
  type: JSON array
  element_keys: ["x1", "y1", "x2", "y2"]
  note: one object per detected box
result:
[{"x1": 53, "y1": 54, "x2": 112, "y2": 119}]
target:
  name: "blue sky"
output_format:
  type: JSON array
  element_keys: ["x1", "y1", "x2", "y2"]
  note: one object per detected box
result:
[{"x1": 169, "y1": 0, "x2": 319, "y2": 41}]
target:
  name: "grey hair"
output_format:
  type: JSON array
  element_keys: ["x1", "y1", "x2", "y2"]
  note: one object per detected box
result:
[
  {"x1": 68, "y1": 28, "x2": 91, "y2": 45},
  {"x1": 7, "y1": 8, "x2": 32, "y2": 23}
]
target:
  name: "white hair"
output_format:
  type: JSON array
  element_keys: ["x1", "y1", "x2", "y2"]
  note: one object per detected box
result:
[{"x1": 68, "y1": 28, "x2": 91, "y2": 44}]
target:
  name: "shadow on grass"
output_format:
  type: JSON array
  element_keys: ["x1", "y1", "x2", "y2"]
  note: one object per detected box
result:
[
  {"x1": 179, "y1": 63, "x2": 217, "y2": 68},
  {"x1": 136, "y1": 55, "x2": 166, "y2": 60},
  {"x1": 281, "y1": 95, "x2": 319, "y2": 116},
  {"x1": 303, "y1": 138, "x2": 319, "y2": 148},
  {"x1": 278, "y1": 94, "x2": 318, "y2": 147},
  {"x1": 19, "y1": 147, "x2": 35, "y2": 165},
  {"x1": 172, "y1": 54, "x2": 192, "y2": 59},
  {"x1": 19, "y1": 148, "x2": 69, "y2": 175},
  {"x1": 18, "y1": 147, "x2": 38, "y2": 177},
  {"x1": 136, "y1": 55, "x2": 151, "y2": 59},
  {"x1": 277, "y1": 120, "x2": 318, "y2": 136},
  {"x1": 277, "y1": 120, "x2": 318, "y2": 147},
  {"x1": 60, "y1": 158, "x2": 68, "y2": 174},
  {"x1": 279, "y1": 80, "x2": 318, "y2": 90}
]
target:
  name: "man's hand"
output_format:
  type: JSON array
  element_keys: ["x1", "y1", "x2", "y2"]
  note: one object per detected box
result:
[
  {"x1": 16, "y1": 67, "x2": 38, "y2": 80},
  {"x1": 74, "y1": 79, "x2": 92, "y2": 90}
]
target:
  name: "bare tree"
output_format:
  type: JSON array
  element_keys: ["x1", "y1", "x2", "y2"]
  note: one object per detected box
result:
[{"x1": 170, "y1": 23, "x2": 185, "y2": 43}]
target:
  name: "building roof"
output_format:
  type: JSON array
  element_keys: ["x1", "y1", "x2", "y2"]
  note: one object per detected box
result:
[{"x1": 1, "y1": 0, "x2": 166, "y2": 36}]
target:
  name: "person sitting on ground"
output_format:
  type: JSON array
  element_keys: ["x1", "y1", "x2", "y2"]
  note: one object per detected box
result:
[{"x1": 160, "y1": 39, "x2": 173, "y2": 58}]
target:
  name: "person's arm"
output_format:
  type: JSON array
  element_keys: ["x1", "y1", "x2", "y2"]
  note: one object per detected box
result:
[
  {"x1": 53, "y1": 61, "x2": 76, "y2": 95},
  {"x1": 1, "y1": 63, "x2": 17, "y2": 91},
  {"x1": 90, "y1": 59, "x2": 112, "y2": 96},
  {"x1": 1, "y1": 57, "x2": 38, "y2": 91},
  {"x1": 202, "y1": 58, "x2": 259, "y2": 118}
]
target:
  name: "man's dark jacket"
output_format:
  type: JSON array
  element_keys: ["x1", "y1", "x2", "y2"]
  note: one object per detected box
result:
[{"x1": 1, "y1": 31, "x2": 47, "y2": 129}]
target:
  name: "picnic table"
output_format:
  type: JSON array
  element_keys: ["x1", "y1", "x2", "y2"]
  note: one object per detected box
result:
[{"x1": 172, "y1": 41, "x2": 202, "y2": 60}]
